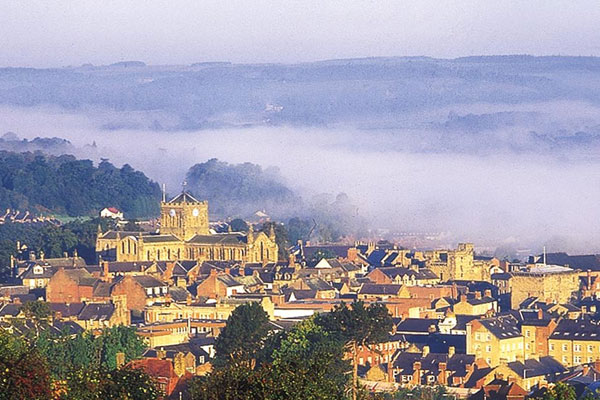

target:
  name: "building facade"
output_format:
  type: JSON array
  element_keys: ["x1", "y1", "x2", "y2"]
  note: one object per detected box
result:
[{"x1": 96, "y1": 192, "x2": 278, "y2": 264}]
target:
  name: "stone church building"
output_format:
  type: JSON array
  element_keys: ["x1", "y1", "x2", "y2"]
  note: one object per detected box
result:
[{"x1": 96, "y1": 192, "x2": 278, "y2": 264}]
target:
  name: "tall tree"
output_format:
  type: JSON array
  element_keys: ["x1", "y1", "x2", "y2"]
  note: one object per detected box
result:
[
  {"x1": 316, "y1": 301, "x2": 393, "y2": 400},
  {"x1": 269, "y1": 318, "x2": 349, "y2": 400},
  {"x1": 214, "y1": 302, "x2": 271, "y2": 369}
]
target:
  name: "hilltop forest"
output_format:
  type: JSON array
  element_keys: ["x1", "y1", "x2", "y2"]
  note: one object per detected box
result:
[{"x1": 0, "y1": 151, "x2": 161, "y2": 218}]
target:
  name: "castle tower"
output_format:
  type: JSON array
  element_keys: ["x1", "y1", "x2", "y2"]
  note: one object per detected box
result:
[{"x1": 160, "y1": 191, "x2": 209, "y2": 240}]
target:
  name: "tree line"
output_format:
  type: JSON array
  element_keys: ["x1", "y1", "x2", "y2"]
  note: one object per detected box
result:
[{"x1": 0, "y1": 151, "x2": 161, "y2": 218}]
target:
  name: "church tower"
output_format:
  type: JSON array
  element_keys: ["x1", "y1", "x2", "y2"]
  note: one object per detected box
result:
[{"x1": 160, "y1": 190, "x2": 209, "y2": 240}]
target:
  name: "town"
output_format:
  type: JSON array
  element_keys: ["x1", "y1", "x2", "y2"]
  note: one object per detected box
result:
[{"x1": 1, "y1": 191, "x2": 599, "y2": 400}]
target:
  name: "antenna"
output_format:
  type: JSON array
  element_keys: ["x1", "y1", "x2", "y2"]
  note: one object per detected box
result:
[
  {"x1": 182, "y1": 180, "x2": 187, "y2": 193},
  {"x1": 162, "y1": 183, "x2": 166, "y2": 202}
]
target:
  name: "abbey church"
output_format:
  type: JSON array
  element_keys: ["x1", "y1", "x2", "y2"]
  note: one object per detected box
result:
[{"x1": 96, "y1": 192, "x2": 279, "y2": 264}]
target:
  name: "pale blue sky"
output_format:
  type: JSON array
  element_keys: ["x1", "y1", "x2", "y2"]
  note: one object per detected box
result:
[{"x1": 1, "y1": 0, "x2": 600, "y2": 67}]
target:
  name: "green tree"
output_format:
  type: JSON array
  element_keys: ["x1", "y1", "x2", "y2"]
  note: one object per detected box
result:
[
  {"x1": 581, "y1": 387, "x2": 600, "y2": 400},
  {"x1": 99, "y1": 326, "x2": 146, "y2": 370},
  {"x1": 214, "y1": 302, "x2": 272, "y2": 369},
  {"x1": 316, "y1": 301, "x2": 393, "y2": 400},
  {"x1": 536, "y1": 382, "x2": 577, "y2": 400},
  {"x1": 61, "y1": 366, "x2": 159, "y2": 400},
  {"x1": 0, "y1": 331, "x2": 53, "y2": 400},
  {"x1": 268, "y1": 318, "x2": 350, "y2": 400},
  {"x1": 229, "y1": 218, "x2": 249, "y2": 232}
]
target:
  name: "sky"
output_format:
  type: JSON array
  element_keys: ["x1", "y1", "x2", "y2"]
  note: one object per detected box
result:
[{"x1": 2, "y1": 1, "x2": 600, "y2": 67}]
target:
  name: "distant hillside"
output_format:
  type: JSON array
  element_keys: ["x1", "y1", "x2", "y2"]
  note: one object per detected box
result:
[
  {"x1": 0, "y1": 151, "x2": 161, "y2": 218},
  {"x1": 2, "y1": 56, "x2": 600, "y2": 131},
  {"x1": 185, "y1": 158, "x2": 301, "y2": 218}
]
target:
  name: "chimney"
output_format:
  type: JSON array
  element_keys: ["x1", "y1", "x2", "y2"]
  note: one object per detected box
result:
[
  {"x1": 438, "y1": 362, "x2": 448, "y2": 385},
  {"x1": 63, "y1": 251, "x2": 68, "y2": 258},
  {"x1": 475, "y1": 291, "x2": 482, "y2": 300},
  {"x1": 157, "y1": 348, "x2": 166, "y2": 359},
  {"x1": 288, "y1": 253, "x2": 296, "y2": 267},
  {"x1": 102, "y1": 261, "x2": 110, "y2": 281},
  {"x1": 538, "y1": 308, "x2": 543, "y2": 320},
  {"x1": 460, "y1": 294, "x2": 467, "y2": 303},
  {"x1": 224, "y1": 267, "x2": 231, "y2": 275},
  {"x1": 412, "y1": 361, "x2": 422, "y2": 385},
  {"x1": 588, "y1": 270, "x2": 592, "y2": 290},
  {"x1": 448, "y1": 346, "x2": 455, "y2": 358},
  {"x1": 39, "y1": 251, "x2": 45, "y2": 261},
  {"x1": 484, "y1": 289, "x2": 492, "y2": 298},
  {"x1": 583, "y1": 365, "x2": 590, "y2": 376},
  {"x1": 347, "y1": 247, "x2": 358, "y2": 262},
  {"x1": 209, "y1": 268, "x2": 217, "y2": 276},
  {"x1": 29, "y1": 251, "x2": 36, "y2": 261},
  {"x1": 422, "y1": 345, "x2": 430, "y2": 357},
  {"x1": 594, "y1": 359, "x2": 600, "y2": 371}
]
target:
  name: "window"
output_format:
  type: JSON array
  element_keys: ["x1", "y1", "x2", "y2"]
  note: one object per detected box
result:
[
  {"x1": 486, "y1": 345, "x2": 492, "y2": 353},
  {"x1": 574, "y1": 344, "x2": 581, "y2": 352},
  {"x1": 526, "y1": 343, "x2": 530, "y2": 350},
  {"x1": 486, "y1": 358, "x2": 492, "y2": 365},
  {"x1": 574, "y1": 356, "x2": 582, "y2": 364},
  {"x1": 525, "y1": 330, "x2": 530, "y2": 337},
  {"x1": 550, "y1": 343, "x2": 555, "y2": 351},
  {"x1": 475, "y1": 333, "x2": 481, "y2": 341},
  {"x1": 486, "y1": 334, "x2": 491, "y2": 341},
  {"x1": 562, "y1": 356, "x2": 568, "y2": 363},
  {"x1": 563, "y1": 344, "x2": 568, "y2": 351},
  {"x1": 588, "y1": 345, "x2": 594, "y2": 352}
]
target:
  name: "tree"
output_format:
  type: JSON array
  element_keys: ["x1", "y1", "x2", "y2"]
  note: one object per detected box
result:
[
  {"x1": 214, "y1": 302, "x2": 271, "y2": 369},
  {"x1": 268, "y1": 318, "x2": 350, "y2": 400},
  {"x1": 536, "y1": 382, "x2": 577, "y2": 400},
  {"x1": 22, "y1": 300, "x2": 51, "y2": 320},
  {"x1": 229, "y1": 218, "x2": 249, "y2": 232},
  {"x1": 98, "y1": 326, "x2": 146, "y2": 370},
  {"x1": 0, "y1": 331, "x2": 53, "y2": 400},
  {"x1": 61, "y1": 366, "x2": 160, "y2": 400},
  {"x1": 122, "y1": 219, "x2": 140, "y2": 232},
  {"x1": 316, "y1": 301, "x2": 393, "y2": 400}
]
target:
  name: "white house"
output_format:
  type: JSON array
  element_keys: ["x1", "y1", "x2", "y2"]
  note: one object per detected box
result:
[{"x1": 100, "y1": 207, "x2": 124, "y2": 219}]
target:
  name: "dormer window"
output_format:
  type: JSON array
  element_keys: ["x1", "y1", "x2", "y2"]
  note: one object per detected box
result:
[{"x1": 33, "y1": 266, "x2": 43, "y2": 275}]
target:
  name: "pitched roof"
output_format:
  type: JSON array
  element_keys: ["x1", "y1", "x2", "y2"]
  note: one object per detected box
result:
[
  {"x1": 477, "y1": 315, "x2": 521, "y2": 339},
  {"x1": 395, "y1": 318, "x2": 439, "y2": 334},
  {"x1": 78, "y1": 303, "x2": 115, "y2": 321},
  {"x1": 168, "y1": 191, "x2": 201, "y2": 204},
  {"x1": 506, "y1": 356, "x2": 566, "y2": 378},
  {"x1": 187, "y1": 233, "x2": 247, "y2": 245},
  {"x1": 358, "y1": 283, "x2": 402, "y2": 295},
  {"x1": 549, "y1": 319, "x2": 600, "y2": 341}
]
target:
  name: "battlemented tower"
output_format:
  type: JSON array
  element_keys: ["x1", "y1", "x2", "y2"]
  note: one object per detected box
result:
[{"x1": 160, "y1": 191, "x2": 209, "y2": 240}]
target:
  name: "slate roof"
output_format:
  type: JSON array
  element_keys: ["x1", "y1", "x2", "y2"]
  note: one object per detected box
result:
[
  {"x1": 506, "y1": 356, "x2": 566, "y2": 378},
  {"x1": 78, "y1": 303, "x2": 115, "y2": 321},
  {"x1": 168, "y1": 191, "x2": 201, "y2": 204},
  {"x1": 302, "y1": 277, "x2": 335, "y2": 291},
  {"x1": 168, "y1": 287, "x2": 192, "y2": 302},
  {"x1": 549, "y1": 319, "x2": 600, "y2": 341},
  {"x1": 358, "y1": 283, "x2": 402, "y2": 295},
  {"x1": 132, "y1": 275, "x2": 167, "y2": 288},
  {"x1": 377, "y1": 267, "x2": 438, "y2": 280},
  {"x1": 142, "y1": 234, "x2": 180, "y2": 243},
  {"x1": 187, "y1": 233, "x2": 247, "y2": 245},
  {"x1": 396, "y1": 318, "x2": 439, "y2": 334},
  {"x1": 367, "y1": 250, "x2": 388, "y2": 266},
  {"x1": 477, "y1": 315, "x2": 521, "y2": 339},
  {"x1": 107, "y1": 261, "x2": 153, "y2": 273},
  {"x1": 50, "y1": 302, "x2": 85, "y2": 317},
  {"x1": 0, "y1": 303, "x2": 21, "y2": 317}
]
